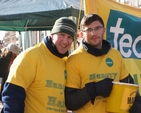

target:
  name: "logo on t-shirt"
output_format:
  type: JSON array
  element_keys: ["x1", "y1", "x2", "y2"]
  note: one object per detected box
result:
[{"x1": 106, "y1": 58, "x2": 113, "y2": 67}]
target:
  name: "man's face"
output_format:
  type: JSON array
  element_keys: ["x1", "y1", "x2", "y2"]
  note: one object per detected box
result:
[
  {"x1": 82, "y1": 20, "x2": 105, "y2": 49},
  {"x1": 51, "y1": 33, "x2": 73, "y2": 54}
]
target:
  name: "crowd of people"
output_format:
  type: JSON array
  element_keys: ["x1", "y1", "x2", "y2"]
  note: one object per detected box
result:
[{"x1": 0, "y1": 14, "x2": 140, "y2": 113}]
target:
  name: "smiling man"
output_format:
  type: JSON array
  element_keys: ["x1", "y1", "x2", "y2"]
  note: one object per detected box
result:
[{"x1": 1, "y1": 17, "x2": 76, "y2": 113}]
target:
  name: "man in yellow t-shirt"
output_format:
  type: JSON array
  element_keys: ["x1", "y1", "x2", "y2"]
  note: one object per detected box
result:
[
  {"x1": 65, "y1": 14, "x2": 141, "y2": 113},
  {"x1": 1, "y1": 17, "x2": 76, "y2": 113}
]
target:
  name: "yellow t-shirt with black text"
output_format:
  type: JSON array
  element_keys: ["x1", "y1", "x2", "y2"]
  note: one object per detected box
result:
[
  {"x1": 7, "y1": 42, "x2": 67, "y2": 113},
  {"x1": 66, "y1": 45, "x2": 129, "y2": 113}
]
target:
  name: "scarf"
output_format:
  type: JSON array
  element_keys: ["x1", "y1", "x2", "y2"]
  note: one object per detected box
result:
[{"x1": 44, "y1": 36, "x2": 69, "y2": 58}]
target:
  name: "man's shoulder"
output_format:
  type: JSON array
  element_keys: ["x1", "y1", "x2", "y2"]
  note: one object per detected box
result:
[
  {"x1": 110, "y1": 47, "x2": 121, "y2": 53},
  {"x1": 109, "y1": 47, "x2": 123, "y2": 58},
  {"x1": 69, "y1": 46, "x2": 85, "y2": 56},
  {"x1": 24, "y1": 42, "x2": 45, "y2": 54},
  {"x1": 17, "y1": 42, "x2": 46, "y2": 61}
]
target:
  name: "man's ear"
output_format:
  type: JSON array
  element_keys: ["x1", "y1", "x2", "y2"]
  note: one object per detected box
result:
[{"x1": 78, "y1": 31, "x2": 83, "y2": 38}]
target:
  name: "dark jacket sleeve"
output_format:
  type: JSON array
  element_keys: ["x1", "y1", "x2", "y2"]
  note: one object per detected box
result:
[
  {"x1": 129, "y1": 94, "x2": 141, "y2": 113},
  {"x1": 65, "y1": 87, "x2": 91, "y2": 111},
  {"x1": 2, "y1": 83, "x2": 26, "y2": 113},
  {"x1": 120, "y1": 74, "x2": 134, "y2": 84},
  {"x1": 65, "y1": 74, "x2": 137, "y2": 111}
]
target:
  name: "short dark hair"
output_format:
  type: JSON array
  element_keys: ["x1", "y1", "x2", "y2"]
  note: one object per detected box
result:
[{"x1": 80, "y1": 13, "x2": 104, "y2": 30}]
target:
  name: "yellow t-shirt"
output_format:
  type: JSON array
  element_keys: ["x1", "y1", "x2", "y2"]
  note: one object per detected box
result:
[
  {"x1": 7, "y1": 42, "x2": 67, "y2": 113},
  {"x1": 66, "y1": 46, "x2": 129, "y2": 113}
]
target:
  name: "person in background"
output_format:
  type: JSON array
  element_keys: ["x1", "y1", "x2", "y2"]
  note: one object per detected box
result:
[
  {"x1": 76, "y1": 38, "x2": 83, "y2": 48},
  {"x1": 65, "y1": 13, "x2": 141, "y2": 113},
  {"x1": 0, "y1": 43, "x2": 20, "y2": 100},
  {"x1": 75, "y1": 31, "x2": 83, "y2": 48},
  {"x1": 2, "y1": 17, "x2": 76, "y2": 113}
]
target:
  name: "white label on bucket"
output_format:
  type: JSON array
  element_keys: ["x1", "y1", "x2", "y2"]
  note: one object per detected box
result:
[{"x1": 120, "y1": 88, "x2": 137, "y2": 110}]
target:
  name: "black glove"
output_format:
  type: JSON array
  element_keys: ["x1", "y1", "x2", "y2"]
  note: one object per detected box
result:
[
  {"x1": 85, "y1": 78, "x2": 113, "y2": 104},
  {"x1": 94, "y1": 78, "x2": 113, "y2": 97},
  {"x1": 129, "y1": 95, "x2": 141, "y2": 113}
]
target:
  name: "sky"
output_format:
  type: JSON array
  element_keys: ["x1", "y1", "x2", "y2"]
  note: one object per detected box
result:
[{"x1": 0, "y1": 31, "x2": 5, "y2": 40}]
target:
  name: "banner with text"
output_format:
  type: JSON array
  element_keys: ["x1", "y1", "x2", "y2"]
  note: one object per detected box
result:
[{"x1": 84, "y1": 0, "x2": 141, "y2": 94}]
